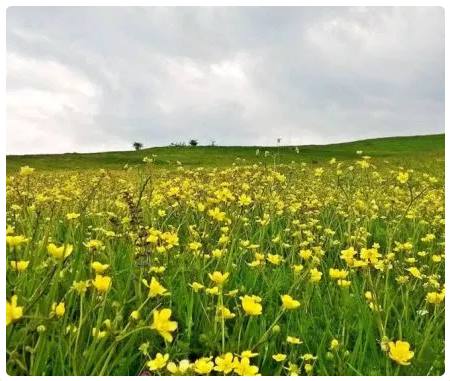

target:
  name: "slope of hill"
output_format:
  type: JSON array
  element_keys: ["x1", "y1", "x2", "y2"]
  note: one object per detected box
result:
[{"x1": 6, "y1": 134, "x2": 444, "y2": 173}]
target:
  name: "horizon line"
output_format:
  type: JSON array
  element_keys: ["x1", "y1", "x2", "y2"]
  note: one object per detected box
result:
[{"x1": 6, "y1": 132, "x2": 445, "y2": 158}]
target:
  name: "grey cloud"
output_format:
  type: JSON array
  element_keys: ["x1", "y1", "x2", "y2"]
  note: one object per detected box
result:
[{"x1": 6, "y1": 6, "x2": 444, "y2": 154}]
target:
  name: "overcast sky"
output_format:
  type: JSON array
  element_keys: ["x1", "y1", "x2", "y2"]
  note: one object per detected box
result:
[{"x1": 6, "y1": 6, "x2": 444, "y2": 154}]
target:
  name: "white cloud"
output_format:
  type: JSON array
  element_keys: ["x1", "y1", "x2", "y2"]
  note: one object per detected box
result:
[
  {"x1": 7, "y1": 52, "x2": 102, "y2": 154},
  {"x1": 6, "y1": 7, "x2": 444, "y2": 154}
]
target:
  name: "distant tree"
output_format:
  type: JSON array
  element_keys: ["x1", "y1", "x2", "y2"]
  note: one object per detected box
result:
[
  {"x1": 170, "y1": 142, "x2": 186, "y2": 147},
  {"x1": 189, "y1": 139, "x2": 198, "y2": 147},
  {"x1": 133, "y1": 142, "x2": 143, "y2": 151}
]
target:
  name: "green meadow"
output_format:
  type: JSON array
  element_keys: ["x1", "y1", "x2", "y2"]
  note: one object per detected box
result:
[{"x1": 6, "y1": 134, "x2": 445, "y2": 376}]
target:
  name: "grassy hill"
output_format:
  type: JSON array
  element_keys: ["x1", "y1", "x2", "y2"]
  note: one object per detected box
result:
[{"x1": 6, "y1": 134, "x2": 444, "y2": 173}]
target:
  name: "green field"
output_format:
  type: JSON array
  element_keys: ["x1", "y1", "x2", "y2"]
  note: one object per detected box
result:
[
  {"x1": 6, "y1": 133, "x2": 445, "y2": 376},
  {"x1": 6, "y1": 134, "x2": 445, "y2": 173}
]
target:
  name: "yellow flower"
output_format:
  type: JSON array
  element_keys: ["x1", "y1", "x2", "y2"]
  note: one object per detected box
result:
[
  {"x1": 267, "y1": 254, "x2": 283, "y2": 265},
  {"x1": 340, "y1": 247, "x2": 356, "y2": 265},
  {"x1": 407, "y1": 267, "x2": 422, "y2": 279},
  {"x1": 212, "y1": 249, "x2": 224, "y2": 258},
  {"x1": 310, "y1": 268, "x2": 323, "y2": 283},
  {"x1": 71, "y1": 280, "x2": 89, "y2": 295},
  {"x1": 6, "y1": 235, "x2": 29, "y2": 248},
  {"x1": 240, "y1": 295, "x2": 263, "y2": 316},
  {"x1": 301, "y1": 353, "x2": 317, "y2": 361},
  {"x1": 218, "y1": 234, "x2": 230, "y2": 245},
  {"x1": 91, "y1": 261, "x2": 109, "y2": 274},
  {"x1": 216, "y1": 306, "x2": 236, "y2": 320},
  {"x1": 193, "y1": 357, "x2": 214, "y2": 374},
  {"x1": 360, "y1": 247, "x2": 381, "y2": 264},
  {"x1": 380, "y1": 335, "x2": 390, "y2": 352},
  {"x1": 426, "y1": 291, "x2": 445, "y2": 304},
  {"x1": 64, "y1": 327, "x2": 76, "y2": 339},
  {"x1": 337, "y1": 279, "x2": 351, "y2": 287},
  {"x1": 10, "y1": 260, "x2": 29, "y2": 272},
  {"x1": 208, "y1": 271, "x2": 229, "y2": 286},
  {"x1": 92, "y1": 275, "x2": 112, "y2": 293},
  {"x1": 197, "y1": 202, "x2": 205, "y2": 212},
  {"x1": 19, "y1": 165, "x2": 35, "y2": 176},
  {"x1": 147, "y1": 234, "x2": 159, "y2": 244},
  {"x1": 352, "y1": 259, "x2": 368, "y2": 268},
  {"x1": 281, "y1": 294, "x2": 301, "y2": 310},
  {"x1": 238, "y1": 194, "x2": 252, "y2": 206},
  {"x1": 397, "y1": 171, "x2": 409, "y2": 184},
  {"x1": 189, "y1": 282, "x2": 204, "y2": 292},
  {"x1": 130, "y1": 310, "x2": 141, "y2": 320},
  {"x1": 66, "y1": 212, "x2": 80, "y2": 220},
  {"x1": 50, "y1": 302, "x2": 65, "y2": 318},
  {"x1": 421, "y1": 233, "x2": 435, "y2": 243},
  {"x1": 292, "y1": 264, "x2": 304, "y2": 273},
  {"x1": 206, "y1": 286, "x2": 219, "y2": 295},
  {"x1": 287, "y1": 336, "x2": 303, "y2": 345},
  {"x1": 233, "y1": 357, "x2": 260, "y2": 376},
  {"x1": 6, "y1": 295, "x2": 23, "y2": 326},
  {"x1": 368, "y1": 302, "x2": 382, "y2": 312},
  {"x1": 396, "y1": 275, "x2": 409, "y2": 284},
  {"x1": 84, "y1": 239, "x2": 104, "y2": 251},
  {"x1": 357, "y1": 160, "x2": 370, "y2": 169},
  {"x1": 208, "y1": 207, "x2": 226, "y2": 221},
  {"x1": 47, "y1": 243, "x2": 73, "y2": 260},
  {"x1": 138, "y1": 342, "x2": 150, "y2": 355},
  {"x1": 299, "y1": 249, "x2": 312, "y2": 260},
  {"x1": 147, "y1": 277, "x2": 169, "y2": 297},
  {"x1": 287, "y1": 362, "x2": 299, "y2": 376},
  {"x1": 432, "y1": 255, "x2": 442, "y2": 263},
  {"x1": 272, "y1": 353, "x2": 287, "y2": 362},
  {"x1": 388, "y1": 340, "x2": 414, "y2": 365},
  {"x1": 167, "y1": 186, "x2": 180, "y2": 196},
  {"x1": 305, "y1": 363, "x2": 314, "y2": 374},
  {"x1": 189, "y1": 241, "x2": 202, "y2": 251},
  {"x1": 214, "y1": 353, "x2": 235, "y2": 374},
  {"x1": 91, "y1": 261, "x2": 110, "y2": 274},
  {"x1": 103, "y1": 319, "x2": 112, "y2": 330},
  {"x1": 92, "y1": 327, "x2": 108, "y2": 339},
  {"x1": 226, "y1": 289, "x2": 239, "y2": 297},
  {"x1": 161, "y1": 231, "x2": 179, "y2": 247},
  {"x1": 147, "y1": 353, "x2": 169, "y2": 371},
  {"x1": 167, "y1": 360, "x2": 191, "y2": 374},
  {"x1": 150, "y1": 266, "x2": 166, "y2": 274},
  {"x1": 240, "y1": 350, "x2": 258, "y2": 358},
  {"x1": 150, "y1": 308, "x2": 178, "y2": 342},
  {"x1": 330, "y1": 338, "x2": 339, "y2": 350},
  {"x1": 329, "y1": 268, "x2": 348, "y2": 279},
  {"x1": 248, "y1": 260, "x2": 263, "y2": 268}
]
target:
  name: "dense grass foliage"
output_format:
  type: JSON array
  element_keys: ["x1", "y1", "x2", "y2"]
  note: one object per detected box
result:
[
  {"x1": 6, "y1": 142, "x2": 445, "y2": 376},
  {"x1": 6, "y1": 134, "x2": 444, "y2": 173}
]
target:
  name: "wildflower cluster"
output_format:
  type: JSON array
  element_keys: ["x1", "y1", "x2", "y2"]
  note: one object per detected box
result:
[{"x1": 5, "y1": 155, "x2": 444, "y2": 376}]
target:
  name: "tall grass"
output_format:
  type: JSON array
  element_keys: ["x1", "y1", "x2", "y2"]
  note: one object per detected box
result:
[{"x1": 6, "y1": 154, "x2": 444, "y2": 376}]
